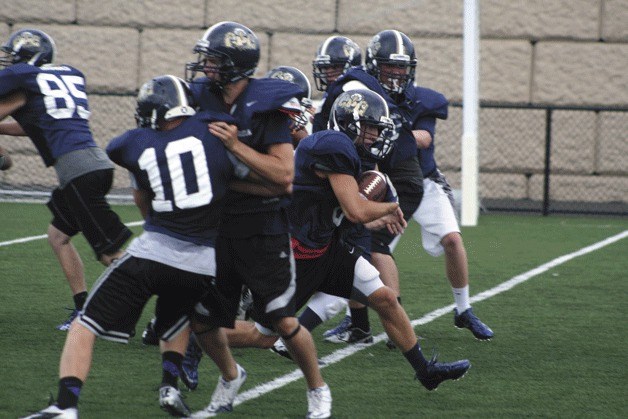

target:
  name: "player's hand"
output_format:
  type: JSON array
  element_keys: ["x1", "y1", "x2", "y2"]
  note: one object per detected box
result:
[
  {"x1": 209, "y1": 121, "x2": 239, "y2": 151},
  {"x1": 364, "y1": 208, "x2": 406, "y2": 235},
  {"x1": 385, "y1": 207, "x2": 407, "y2": 235}
]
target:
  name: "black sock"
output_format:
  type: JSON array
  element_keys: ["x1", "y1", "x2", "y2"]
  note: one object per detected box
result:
[
  {"x1": 73, "y1": 292, "x2": 88, "y2": 311},
  {"x1": 298, "y1": 307, "x2": 323, "y2": 332},
  {"x1": 161, "y1": 351, "x2": 183, "y2": 388},
  {"x1": 57, "y1": 376, "x2": 82, "y2": 409},
  {"x1": 349, "y1": 306, "x2": 370, "y2": 332},
  {"x1": 403, "y1": 342, "x2": 429, "y2": 377}
]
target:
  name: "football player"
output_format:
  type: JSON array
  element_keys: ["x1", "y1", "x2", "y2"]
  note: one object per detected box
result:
[
  {"x1": 265, "y1": 65, "x2": 314, "y2": 145},
  {"x1": 314, "y1": 30, "x2": 494, "y2": 345},
  {"x1": 0, "y1": 28, "x2": 132, "y2": 331},
  {"x1": 185, "y1": 21, "x2": 331, "y2": 419},
  {"x1": 312, "y1": 35, "x2": 362, "y2": 93},
  {"x1": 22, "y1": 75, "x2": 248, "y2": 419},
  {"x1": 224, "y1": 90, "x2": 471, "y2": 400}
]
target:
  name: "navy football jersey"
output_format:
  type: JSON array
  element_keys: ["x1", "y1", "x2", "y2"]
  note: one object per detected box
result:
[
  {"x1": 190, "y1": 78, "x2": 303, "y2": 237},
  {"x1": 289, "y1": 130, "x2": 362, "y2": 251},
  {"x1": 405, "y1": 85, "x2": 448, "y2": 176},
  {"x1": 314, "y1": 67, "x2": 448, "y2": 171},
  {"x1": 0, "y1": 63, "x2": 97, "y2": 166},
  {"x1": 106, "y1": 111, "x2": 234, "y2": 245}
]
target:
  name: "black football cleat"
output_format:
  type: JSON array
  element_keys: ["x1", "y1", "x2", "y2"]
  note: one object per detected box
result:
[{"x1": 416, "y1": 355, "x2": 471, "y2": 391}]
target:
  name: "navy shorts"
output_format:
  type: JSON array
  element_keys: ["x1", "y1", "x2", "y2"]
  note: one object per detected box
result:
[
  {"x1": 47, "y1": 169, "x2": 132, "y2": 258},
  {"x1": 216, "y1": 233, "x2": 296, "y2": 326},
  {"x1": 79, "y1": 254, "x2": 230, "y2": 343}
]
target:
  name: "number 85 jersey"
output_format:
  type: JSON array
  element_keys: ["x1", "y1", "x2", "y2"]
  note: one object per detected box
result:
[
  {"x1": 106, "y1": 111, "x2": 235, "y2": 246},
  {"x1": 0, "y1": 63, "x2": 96, "y2": 166}
]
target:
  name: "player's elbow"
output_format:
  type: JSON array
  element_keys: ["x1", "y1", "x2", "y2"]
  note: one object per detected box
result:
[
  {"x1": 276, "y1": 168, "x2": 294, "y2": 193},
  {"x1": 342, "y1": 208, "x2": 371, "y2": 224}
]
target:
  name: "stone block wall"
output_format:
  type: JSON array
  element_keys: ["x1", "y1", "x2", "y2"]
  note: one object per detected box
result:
[{"x1": 0, "y1": 0, "x2": 626, "y2": 210}]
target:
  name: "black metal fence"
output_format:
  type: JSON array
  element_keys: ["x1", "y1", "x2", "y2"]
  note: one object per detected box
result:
[{"x1": 447, "y1": 102, "x2": 627, "y2": 216}]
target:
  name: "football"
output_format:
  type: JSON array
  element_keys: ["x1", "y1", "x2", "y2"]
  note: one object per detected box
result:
[{"x1": 358, "y1": 170, "x2": 387, "y2": 202}]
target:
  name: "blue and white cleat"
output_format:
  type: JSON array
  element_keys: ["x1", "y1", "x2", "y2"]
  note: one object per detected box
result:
[
  {"x1": 181, "y1": 333, "x2": 203, "y2": 391},
  {"x1": 454, "y1": 308, "x2": 494, "y2": 340},
  {"x1": 56, "y1": 308, "x2": 79, "y2": 331},
  {"x1": 322, "y1": 315, "x2": 352, "y2": 339}
]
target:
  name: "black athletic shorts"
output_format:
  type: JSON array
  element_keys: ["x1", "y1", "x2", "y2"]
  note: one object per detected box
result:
[
  {"x1": 79, "y1": 254, "x2": 229, "y2": 343},
  {"x1": 371, "y1": 156, "x2": 423, "y2": 255},
  {"x1": 216, "y1": 233, "x2": 296, "y2": 326},
  {"x1": 47, "y1": 169, "x2": 132, "y2": 258}
]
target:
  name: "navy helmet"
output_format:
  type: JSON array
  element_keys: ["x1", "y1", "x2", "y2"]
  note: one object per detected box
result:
[
  {"x1": 186, "y1": 21, "x2": 260, "y2": 90},
  {"x1": 365, "y1": 30, "x2": 417, "y2": 96},
  {"x1": 0, "y1": 28, "x2": 56, "y2": 68},
  {"x1": 329, "y1": 89, "x2": 395, "y2": 160},
  {"x1": 312, "y1": 35, "x2": 361, "y2": 91},
  {"x1": 135, "y1": 75, "x2": 196, "y2": 129}
]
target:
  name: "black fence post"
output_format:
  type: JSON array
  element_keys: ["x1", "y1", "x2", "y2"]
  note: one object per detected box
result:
[{"x1": 542, "y1": 108, "x2": 552, "y2": 216}]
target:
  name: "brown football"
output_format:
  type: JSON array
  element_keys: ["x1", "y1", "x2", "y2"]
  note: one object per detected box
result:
[{"x1": 358, "y1": 170, "x2": 387, "y2": 202}]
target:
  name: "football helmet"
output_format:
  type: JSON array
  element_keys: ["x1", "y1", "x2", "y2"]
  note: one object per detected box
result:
[
  {"x1": 265, "y1": 66, "x2": 312, "y2": 130},
  {"x1": 312, "y1": 35, "x2": 361, "y2": 92},
  {"x1": 365, "y1": 30, "x2": 417, "y2": 96},
  {"x1": 186, "y1": 21, "x2": 260, "y2": 90},
  {"x1": 329, "y1": 89, "x2": 395, "y2": 160},
  {"x1": 0, "y1": 28, "x2": 56, "y2": 68},
  {"x1": 135, "y1": 75, "x2": 196, "y2": 129}
]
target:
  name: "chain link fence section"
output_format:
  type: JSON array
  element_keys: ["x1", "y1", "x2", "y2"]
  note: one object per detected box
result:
[{"x1": 442, "y1": 103, "x2": 627, "y2": 215}]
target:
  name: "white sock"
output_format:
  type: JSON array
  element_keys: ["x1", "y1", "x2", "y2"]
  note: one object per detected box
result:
[{"x1": 452, "y1": 285, "x2": 471, "y2": 313}]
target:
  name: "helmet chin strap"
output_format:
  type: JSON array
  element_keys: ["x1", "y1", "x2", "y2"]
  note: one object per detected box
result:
[{"x1": 27, "y1": 52, "x2": 42, "y2": 66}]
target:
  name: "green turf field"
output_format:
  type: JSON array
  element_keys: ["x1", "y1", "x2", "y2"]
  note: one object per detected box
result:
[{"x1": 1, "y1": 202, "x2": 626, "y2": 418}]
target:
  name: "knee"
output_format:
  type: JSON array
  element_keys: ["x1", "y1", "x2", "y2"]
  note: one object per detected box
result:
[
  {"x1": 47, "y1": 226, "x2": 71, "y2": 249},
  {"x1": 273, "y1": 317, "x2": 299, "y2": 338},
  {"x1": 441, "y1": 232, "x2": 463, "y2": 254},
  {"x1": 368, "y1": 287, "x2": 398, "y2": 312}
]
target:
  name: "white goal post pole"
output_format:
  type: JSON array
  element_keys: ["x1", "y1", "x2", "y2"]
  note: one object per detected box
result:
[{"x1": 461, "y1": 0, "x2": 480, "y2": 226}]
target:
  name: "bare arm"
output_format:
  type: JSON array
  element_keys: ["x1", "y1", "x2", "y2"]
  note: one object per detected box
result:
[
  {"x1": 0, "y1": 121, "x2": 27, "y2": 136},
  {"x1": 413, "y1": 129, "x2": 432, "y2": 149},
  {"x1": 327, "y1": 172, "x2": 400, "y2": 224},
  {"x1": 0, "y1": 90, "x2": 27, "y2": 123},
  {"x1": 209, "y1": 121, "x2": 294, "y2": 191}
]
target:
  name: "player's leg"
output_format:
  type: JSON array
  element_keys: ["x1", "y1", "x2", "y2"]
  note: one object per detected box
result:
[
  {"x1": 46, "y1": 189, "x2": 87, "y2": 331},
  {"x1": 25, "y1": 254, "x2": 148, "y2": 417},
  {"x1": 158, "y1": 328, "x2": 192, "y2": 417},
  {"x1": 62, "y1": 169, "x2": 132, "y2": 267},
  {"x1": 224, "y1": 320, "x2": 279, "y2": 348},
  {"x1": 189, "y1": 235, "x2": 252, "y2": 417},
  {"x1": 350, "y1": 256, "x2": 471, "y2": 391},
  {"x1": 412, "y1": 172, "x2": 493, "y2": 340},
  {"x1": 239, "y1": 234, "x2": 330, "y2": 418},
  {"x1": 273, "y1": 316, "x2": 331, "y2": 419},
  {"x1": 47, "y1": 224, "x2": 86, "y2": 297},
  {"x1": 323, "y1": 227, "x2": 374, "y2": 344}
]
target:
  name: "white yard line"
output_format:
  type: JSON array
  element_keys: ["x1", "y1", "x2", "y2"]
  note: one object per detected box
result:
[
  {"x1": 234, "y1": 229, "x2": 628, "y2": 406},
  {"x1": 0, "y1": 221, "x2": 144, "y2": 247}
]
